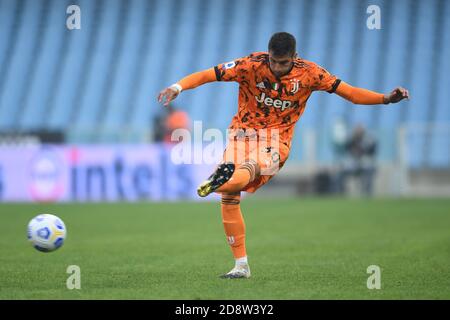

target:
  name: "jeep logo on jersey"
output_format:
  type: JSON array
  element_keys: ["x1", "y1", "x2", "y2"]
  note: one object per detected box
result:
[{"x1": 255, "y1": 92, "x2": 292, "y2": 111}]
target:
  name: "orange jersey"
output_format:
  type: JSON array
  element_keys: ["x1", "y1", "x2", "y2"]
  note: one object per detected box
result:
[{"x1": 214, "y1": 52, "x2": 340, "y2": 148}]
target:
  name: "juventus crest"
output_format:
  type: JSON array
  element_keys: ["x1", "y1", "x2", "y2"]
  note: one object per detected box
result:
[{"x1": 290, "y1": 79, "x2": 300, "y2": 94}]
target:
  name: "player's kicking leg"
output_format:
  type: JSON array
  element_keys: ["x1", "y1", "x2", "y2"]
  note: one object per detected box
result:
[{"x1": 198, "y1": 134, "x2": 289, "y2": 279}]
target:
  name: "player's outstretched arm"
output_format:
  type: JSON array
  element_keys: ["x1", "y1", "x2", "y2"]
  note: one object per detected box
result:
[
  {"x1": 335, "y1": 81, "x2": 409, "y2": 105},
  {"x1": 157, "y1": 68, "x2": 217, "y2": 106}
]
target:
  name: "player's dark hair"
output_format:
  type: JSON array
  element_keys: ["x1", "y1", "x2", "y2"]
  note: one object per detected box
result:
[{"x1": 268, "y1": 32, "x2": 296, "y2": 57}]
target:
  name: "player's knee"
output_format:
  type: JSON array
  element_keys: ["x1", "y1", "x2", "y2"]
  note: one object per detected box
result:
[
  {"x1": 252, "y1": 161, "x2": 261, "y2": 177},
  {"x1": 240, "y1": 160, "x2": 260, "y2": 182}
]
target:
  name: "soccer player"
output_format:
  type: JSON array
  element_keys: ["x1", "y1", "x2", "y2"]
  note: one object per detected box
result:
[{"x1": 157, "y1": 32, "x2": 409, "y2": 279}]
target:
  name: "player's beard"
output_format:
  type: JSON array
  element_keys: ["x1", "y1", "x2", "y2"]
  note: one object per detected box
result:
[{"x1": 270, "y1": 65, "x2": 294, "y2": 78}]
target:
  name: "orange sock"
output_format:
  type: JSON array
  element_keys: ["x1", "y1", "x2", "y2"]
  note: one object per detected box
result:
[
  {"x1": 221, "y1": 193, "x2": 246, "y2": 258},
  {"x1": 216, "y1": 162, "x2": 258, "y2": 193}
]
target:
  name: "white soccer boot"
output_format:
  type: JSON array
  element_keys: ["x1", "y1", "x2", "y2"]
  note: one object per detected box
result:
[{"x1": 219, "y1": 263, "x2": 251, "y2": 279}]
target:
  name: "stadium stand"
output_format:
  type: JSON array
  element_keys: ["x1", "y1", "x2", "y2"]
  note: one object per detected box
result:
[{"x1": 0, "y1": 0, "x2": 448, "y2": 167}]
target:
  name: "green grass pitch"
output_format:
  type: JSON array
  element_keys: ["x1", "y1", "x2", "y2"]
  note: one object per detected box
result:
[{"x1": 0, "y1": 198, "x2": 449, "y2": 299}]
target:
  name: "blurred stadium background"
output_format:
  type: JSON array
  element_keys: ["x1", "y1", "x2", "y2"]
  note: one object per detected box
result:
[
  {"x1": 0, "y1": 0, "x2": 449, "y2": 300},
  {"x1": 0, "y1": 0, "x2": 449, "y2": 201}
]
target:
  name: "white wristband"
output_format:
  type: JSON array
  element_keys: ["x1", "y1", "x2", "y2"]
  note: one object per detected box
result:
[{"x1": 170, "y1": 83, "x2": 182, "y2": 93}]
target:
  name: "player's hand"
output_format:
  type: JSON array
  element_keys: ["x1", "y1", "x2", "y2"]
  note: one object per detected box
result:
[
  {"x1": 157, "y1": 85, "x2": 180, "y2": 106},
  {"x1": 384, "y1": 87, "x2": 409, "y2": 104}
]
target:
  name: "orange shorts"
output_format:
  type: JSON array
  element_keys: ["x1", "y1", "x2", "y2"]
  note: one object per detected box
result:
[{"x1": 223, "y1": 131, "x2": 290, "y2": 193}]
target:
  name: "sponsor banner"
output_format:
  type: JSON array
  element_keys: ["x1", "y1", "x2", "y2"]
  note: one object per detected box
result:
[{"x1": 0, "y1": 144, "x2": 217, "y2": 202}]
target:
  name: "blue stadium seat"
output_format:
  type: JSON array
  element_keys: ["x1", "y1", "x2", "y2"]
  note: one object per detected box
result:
[{"x1": 0, "y1": 0, "x2": 448, "y2": 166}]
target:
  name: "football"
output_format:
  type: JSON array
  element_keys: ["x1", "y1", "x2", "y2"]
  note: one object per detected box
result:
[{"x1": 27, "y1": 214, "x2": 66, "y2": 252}]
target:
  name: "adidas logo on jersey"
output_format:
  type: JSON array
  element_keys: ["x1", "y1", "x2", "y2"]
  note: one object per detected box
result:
[
  {"x1": 256, "y1": 82, "x2": 266, "y2": 89},
  {"x1": 255, "y1": 92, "x2": 292, "y2": 111}
]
